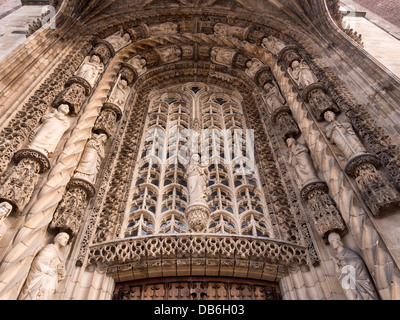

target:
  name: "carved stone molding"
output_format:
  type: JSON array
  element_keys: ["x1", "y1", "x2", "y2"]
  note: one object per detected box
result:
[
  {"x1": 13, "y1": 148, "x2": 51, "y2": 174},
  {"x1": 88, "y1": 235, "x2": 311, "y2": 281},
  {"x1": 277, "y1": 45, "x2": 301, "y2": 69},
  {"x1": 185, "y1": 204, "x2": 210, "y2": 233},
  {"x1": 300, "y1": 181, "x2": 347, "y2": 240},
  {"x1": 272, "y1": 108, "x2": 300, "y2": 140},
  {"x1": 52, "y1": 82, "x2": 88, "y2": 115}
]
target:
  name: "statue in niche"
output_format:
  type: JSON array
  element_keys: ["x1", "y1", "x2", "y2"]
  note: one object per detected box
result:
[
  {"x1": 210, "y1": 47, "x2": 236, "y2": 67},
  {"x1": 28, "y1": 104, "x2": 71, "y2": 158},
  {"x1": 328, "y1": 232, "x2": 379, "y2": 300},
  {"x1": 261, "y1": 36, "x2": 286, "y2": 56},
  {"x1": 0, "y1": 202, "x2": 12, "y2": 239},
  {"x1": 74, "y1": 133, "x2": 108, "y2": 185},
  {"x1": 287, "y1": 138, "x2": 320, "y2": 188},
  {"x1": 245, "y1": 58, "x2": 264, "y2": 79},
  {"x1": 157, "y1": 46, "x2": 182, "y2": 63},
  {"x1": 287, "y1": 60, "x2": 318, "y2": 89},
  {"x1": 263, "y1": 81, "x2": 286, "y2": 113},
  {"x1": 108, "y1": 79, "x2": 130, "y2": 109},
  {"x1": 148, "y1": 22, "x2": 178, "y2": 37},
  {"x1": 214, "y1": 23, "x2": 248, "y2": 39},
  {"x1": 324, "y1": 111, "x2": 367, "y2": 161},
  {"x1": 74, "y1": 55, "x2": 104, "y2": 88},
  {"x1": 128, "y1": 55, "x2": 147, "y2": 75},
  {"x1": 19, "y1": 232, "x2": 70, "y2": 300},
  {"x1": 186, "y1": 154, "x2": 208, "y2": 205},
  {"x1": 105, "y1": 29, "x2": 131, "y2": 52}
]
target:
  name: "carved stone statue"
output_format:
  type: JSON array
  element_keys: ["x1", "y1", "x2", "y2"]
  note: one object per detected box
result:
[
  {"x1": 324, "y1": 111, "x2": 367, "y2": 161},
  {"x1": 156, "y1": 46, "x2": 182, "y2": 64},
  {"x1": 213, "y1": 23, "x2": 249, "y2": 39},
  {"x1": 74, "y1": 55, "x2": 104, "y2": 88},
  {"x1": 148, "y1": 22, "x2": 178, "y2": 37},
  {"x1": 245, "y1": 58, "x2": 264, "y2": 79},
  {"x1": 186, "y1": 154, "x2": 208, "y2": 205},
  {"x1": 74, "y1": 133, "x2": 107, "y2": 185},
  {"x1": 328, "y1": 232, "x2": 379, "y2": 300},
  {"x1": 0, "y1": 202, "x2": 12, "y2": 239},
  {"x1": 128, "y1": 55, "x2": 147, "y2": 75},
  {"x1": 263, "y1": 81, "x2": 286, "y2": 113},
  {"x1": 261, "y1": 36, "x2": 286, "y2": 56},
  {"x1": 287, "y1": 60, "x2": 318, "y2": 89},
  {"x1": 210, "y1": 47, "x2": 236, "y2": 67},
  {"x1": 108, "y1": 79, "x2": 130, "y2": 109},
  {"x1": 287, "y1": 138, "x2": 320, "y2": 188},
  {"x1": 19, "y1": 232, "x2": 70, "y2": 300},
  {"x1": 105, "y1": 29, "x2": 131, "y2": 52},
  {"x1": 28, "y1": 104, "x2": 71, "y2": 158}
]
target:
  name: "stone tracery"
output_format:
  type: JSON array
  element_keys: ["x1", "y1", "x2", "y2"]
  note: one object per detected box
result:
[{"x1": 0, "y1": 1, "x2": 398, "y2": 301}]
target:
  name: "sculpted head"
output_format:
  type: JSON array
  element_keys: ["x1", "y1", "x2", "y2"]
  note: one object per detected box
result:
[
  {"x1": 328, "y1": 232, "x2": 343, "y2": 251},
  {"x1": 90, "y1": 55, "x2": 101, "y2": 64},
  {"x1": 286, "y1": 138, "x2": 296, "y2": 148},
  {"x1": 58, "y1": 104, "x2": 70, "y2": 115},
  {"x1": 324, "y1": 110, "x2": 336, "y2": 123},
  {"x1": 291, "y1": 60, "x2": 300, "y2": 69},
  {"x1": 54, "y1": 232, "x2": 70, "y2": 247}
]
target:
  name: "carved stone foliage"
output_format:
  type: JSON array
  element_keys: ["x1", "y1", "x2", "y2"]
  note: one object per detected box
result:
[
  {"x1": 88, "y1": 235, "x2": 311, "y2": 273},
  {"x1": 0, "y1": 41, "x2": 92, "y2": 175},
  {"x1": 300, "y1": 182, "x2": 346, "y2": 240},
  {"x1": 185, "y1": 204, "x2": 210, "y2": 233},
  {"x1": 52, "y1": 82, "x2": 88, "y2": 115},
  {"x1": 274, "y1": 111, "x2": 300, "y2": 141},
  {"x1": 114, "y1": 277, "x2": 281, "y2": 300}
]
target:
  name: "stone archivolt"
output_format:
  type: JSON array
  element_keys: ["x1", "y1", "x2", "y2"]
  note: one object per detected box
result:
[{"x1": 0, "y1": 5, "x2": 399, "y2": 300}]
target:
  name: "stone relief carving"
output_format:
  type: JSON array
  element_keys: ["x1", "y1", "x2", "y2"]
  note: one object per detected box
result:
[
  {"x1": 287, "y1": 138, "x2": 320, "y2": 188},
  {"x1": 245, "y1": 58, "x2": 264, "y2": 79},
  {"x1": 324, "y1": 111, "x2": 367, "y2": 161},
  {"x1": 104, "y1": 29, "x2": 131, "y2": 52},
  {"x1": 287, "y1": 60, "x2": 318, "y2": 89},
  {"x1": 263, "y1": 81, "x2": 286, "y2": 114},
  {"x1": 74, "y1": 55, "x2": 104, "y2": 88},
  {"x1": 128, "y1": 55, "x2": 147, "y2": 76},
  {"x1": 186, "y1": 154, "x2": 208, "y2": 205},
  {"x1": 28, "y1": 104, "x2": 71, "y2": 158},
  {"x1": 302, "y1": 84, "x2": 341, "y2": 121},
  {"x1": 156, "y1": 46, "x2": 182, "y2": 64},
  {"x1": 19, "y1": 232, "x2": 70, "y2": 300},
  {"x1": 147, "y1": 22, "x2": 179, "y2": 37},
  {"x1": 213, "y1": 23, "x2": 249, "y2": 40},
  {"x1": 74, "y1": 133, "x2": 108, "y2": 185},
  {"x1": 210, "y1": 47, "x2": 236, "y2": 67},
  {"x1": 0, "y1": 202, "x2": 12, "y2": 239},
  {"x1": 108, "y1": 78, "x2": 130, "y2": 111},
  {"x1": 261, "y1": 36, "x2": 286, "y2": 56},
  {"x1": 328, "y1": 232, "x2": 379, "y2": 300}
]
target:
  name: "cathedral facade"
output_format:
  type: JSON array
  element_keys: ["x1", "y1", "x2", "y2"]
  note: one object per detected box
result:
[{"x1": 0, "y1": 0, "x2": 399, "y2": 300}]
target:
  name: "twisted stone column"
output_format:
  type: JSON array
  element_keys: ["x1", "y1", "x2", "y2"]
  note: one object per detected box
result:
[{"x1": 0, "y1": 43, "x2": 124, "y2": 300}]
